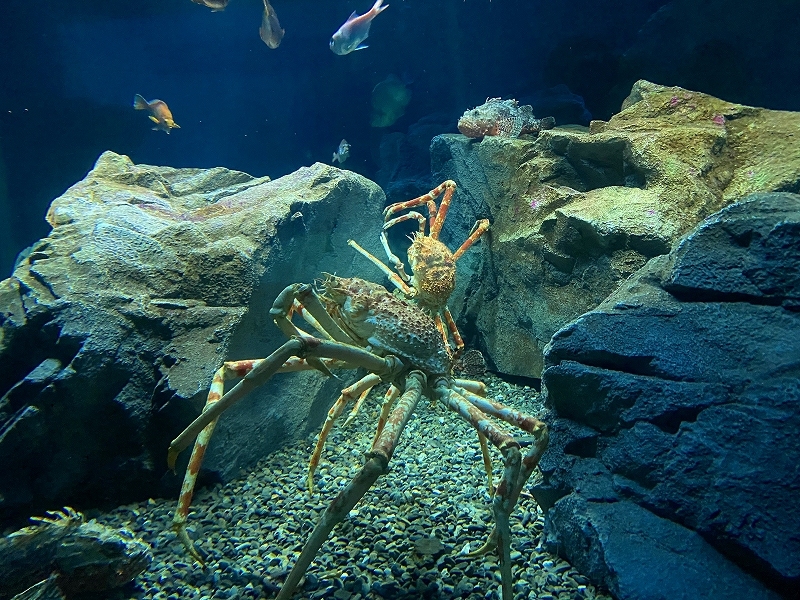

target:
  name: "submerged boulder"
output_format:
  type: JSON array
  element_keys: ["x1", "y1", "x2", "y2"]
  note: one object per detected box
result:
[
  {"x1": 0, "y1": 151, "x2": 385, "y2": 527},
  {"x1": 534, "y1": 192, "x2": 800, "y2": 598},
  {"x1": 432, "y1": 79, "x2": 800, "y2": 378}
]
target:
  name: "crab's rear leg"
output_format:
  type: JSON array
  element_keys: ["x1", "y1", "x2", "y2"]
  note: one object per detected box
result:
[{"x1": 275, "y1": 372, "x2": 425, "y2": 600}]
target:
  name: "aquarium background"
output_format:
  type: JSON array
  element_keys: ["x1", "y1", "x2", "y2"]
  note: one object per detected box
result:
[{"x1": 1, "y1": 0, "x2": 799, "y2": 275}]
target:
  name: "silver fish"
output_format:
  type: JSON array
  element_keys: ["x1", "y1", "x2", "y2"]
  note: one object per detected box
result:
[
  {"x1": 190, "y1": 0, "x2": 230, "y2": 11},
  {"x1": 329, "y1": 0, "x2": 388, "y2": 55},
  {"x1": 259, "y1": 0, "x2": 284, "y2": 49},
  {"x1": 332, "y1": 139, "x2": 351, "y2": 164}
]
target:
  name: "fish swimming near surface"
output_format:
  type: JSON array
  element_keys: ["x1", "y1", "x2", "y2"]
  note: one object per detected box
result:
[
  {"x1": 332, "y1": 139, "x2": 351, "y2": 164},
  {"x1": 133, "y1": 94, "x2": 181, "y2": 134},
  {"x1": 457, "y1": 97, "x2": 556, "y2": 139},
  {"x1": 0, "y1": 507, "x2": 152, "y2": 600},
  {"x1": 259, "y1": 0, "x2": 284, "y2": 49},
  {"x1": 190, "y1": 0, "x2": 230, "y2": 11},
  {"x1": 330, "y1": 0, "x2": 389, "y2": 55}
]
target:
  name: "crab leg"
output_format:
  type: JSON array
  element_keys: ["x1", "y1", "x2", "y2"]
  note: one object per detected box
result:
[
  {"x1": 371, "y1": 384, "x2": 401, "y2": 445},
  {"x1": 343, "y1": 386, "x2": 373, "y2": 426},
  {"x1": 452, "y1": 218, "x2": 490, "y2": 261},
  {"x1": 456, "y1": 387, "x2": 549, "y2": 557},
  {"x1": 435, "y1": 385, "x2": 522, "y2": 600},
  {"x1": 433, "y1": 313, "x2": 450, "y2": 351},
  {"x1": 383, "y1": 182, "x2": 454, "y2": 229},
  {"x1": 477, "y1": 431, "x2": 495, "y2": 496},
  {"x1": 441, "y1": 307, "x2": 465, "y2": 356},
  {"x1": 348, "y1": 239, "x2": 414, "y2": 295},
  {"x1": 276, "y1": 372, "x2": 425, "y2": 600},
  {"x1": 171, "y1": 359, "x2": 263, "y2": 562},
  {"x1": 429, "y1": 180, "x2": 456, "y2": 239},
  {"x1": 454, "y1": 378, "x2": 486, "y2": 395},
  {"x1": 168, "y1": 338, "x2": 401, "y2": 467},
  {"x1": 307, "y1": 373, "x2": 382, "y2": 492},
  {"x1": 270, "y1": 283, "x2": 354, "y2": 345},
  {"x1": 380, "y1": 212, "x2": 427, "y2": 282}
]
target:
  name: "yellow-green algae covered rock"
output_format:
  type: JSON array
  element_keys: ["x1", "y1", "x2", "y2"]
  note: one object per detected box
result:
[{"x1": 433, "y1": 80, "x2": 800, "y2": 378}]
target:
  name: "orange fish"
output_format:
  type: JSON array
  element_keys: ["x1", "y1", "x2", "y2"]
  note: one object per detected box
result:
[
  {"x1": 259, "y1": 0, "x2": 284, "y2": 49},
  {"x1": 133, "y1": 94, "x2": 181, "y2": 134},
  {"x1": 190, "y1": 0, "x2": 230, "y2": 11}
]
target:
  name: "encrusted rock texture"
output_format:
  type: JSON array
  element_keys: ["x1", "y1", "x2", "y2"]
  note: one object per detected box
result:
[
  {"x1": 0, "y1": 151, "x2": 385, "y2": 527},
  {"x1": 432, "y1": 79, "x2": 800, "y2": 378},
  {"x1": 534, "y1": 192, "x2": 800, "y2": 599}
]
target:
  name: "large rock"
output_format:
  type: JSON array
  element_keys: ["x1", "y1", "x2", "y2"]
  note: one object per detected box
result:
[
  {"x1": 0, "y1": 151, "x2": 386, "y2": 527},
  {"x1": 534, "y1": 192, "x2": 800, "y2": 599},
  {"x1": 431, "y1": 80, "x2": 800, "y2": 378}
]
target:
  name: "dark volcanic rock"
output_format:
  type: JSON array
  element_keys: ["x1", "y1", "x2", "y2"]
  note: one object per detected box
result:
[
  {"x1": 0, "y1": 151, "x2": 385, "y2": 528},
  {"x1": 535, "y1": 192, "x2": 800, "y2": 599}
]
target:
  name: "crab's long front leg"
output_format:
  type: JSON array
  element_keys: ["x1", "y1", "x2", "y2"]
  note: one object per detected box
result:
[
  {"x1": 169, "y1": 339, "x2": 402, "y2": 465},
  {"x1": 436, "y1": 384, "x2": 523, "y2": 600},
  {"x1": 171, "y1": 359, "x2": 263, "y2": 562},
  {"x1": 276, "y1": 372, "x2": 426, "y2": 600}
]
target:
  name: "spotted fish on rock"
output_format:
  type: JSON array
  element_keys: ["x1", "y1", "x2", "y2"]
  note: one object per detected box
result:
[
  {"x1": 0, "y1": 507, "x2": 152, "y2": 600},
  {"x1": 458, "y1": 97, "x2": 555, "y2": 139}
]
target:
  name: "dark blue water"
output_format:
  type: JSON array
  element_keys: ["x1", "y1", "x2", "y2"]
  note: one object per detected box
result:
[{"x1": 1, "y1": 0, "x2": 798, "y2": 274}]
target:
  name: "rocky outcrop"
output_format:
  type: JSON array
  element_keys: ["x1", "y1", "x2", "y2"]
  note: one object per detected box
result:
[
  {"x1": 431, "y1": 80, "x2": 800, "y2": 378},
  {"x1": 0, "y1": 151, "x2": 386, "y2": 527},
  {"x1": 533, "y1": 192, "x2": 800, "y2": 599}
]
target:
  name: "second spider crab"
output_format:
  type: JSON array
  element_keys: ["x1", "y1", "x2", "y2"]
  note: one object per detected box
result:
[
  {"x1": 349, "y1": 179, "x2": 489, "y2": 357},
  {"x1": 167, "y1": 272, "x2": 548, "y2": 600}
]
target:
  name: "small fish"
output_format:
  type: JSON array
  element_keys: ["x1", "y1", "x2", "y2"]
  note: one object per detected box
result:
[
  {"x1": 259, "y1": 0, "x2": 284, "y2": 49},
  {"x1": 330, "y1": 0, "x2": 388, "y2": 55},
  {"x1": 133, "y1": 94, "x2": 181, "y2": 134},
  {"x1": 332, "y1": 139, "x2": 351, "y2": 164},
  {"x1": 190, "y1": 0, "x2": 230, "y2": 11}
]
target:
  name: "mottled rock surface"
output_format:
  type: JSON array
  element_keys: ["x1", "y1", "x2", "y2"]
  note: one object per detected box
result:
[
  {"x1": 432, "y1": 80, "x2": 800, "y2": 378},
  {"x1": 534, "y1": 192, "x2": 800, "y2": 599},
  {"x1": 0, "y1": 151, "x2": 385, "y2": 527}
]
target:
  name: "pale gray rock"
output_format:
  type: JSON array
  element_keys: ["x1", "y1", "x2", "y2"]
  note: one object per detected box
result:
[{"x1": 0, "y1": 151, "x2": 386, "y2": 526}]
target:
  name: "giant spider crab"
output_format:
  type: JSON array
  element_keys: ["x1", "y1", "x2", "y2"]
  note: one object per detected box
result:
[{"x1": 167, "y1": 181, "x2": 549, "y2": 600}]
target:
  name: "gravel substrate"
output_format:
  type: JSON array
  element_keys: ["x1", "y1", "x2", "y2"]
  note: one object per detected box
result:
[{"x1": 96, "y1": 374, "x2": 612, "y2": 600}]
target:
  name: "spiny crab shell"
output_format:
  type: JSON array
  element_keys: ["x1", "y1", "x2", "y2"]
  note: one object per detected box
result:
[
  {"x1": 317, "y1": 274, "x2": 452, "y2": 375},
  {"x1": 407, "y1": 233, "x2": 456, "y2": 311}
]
